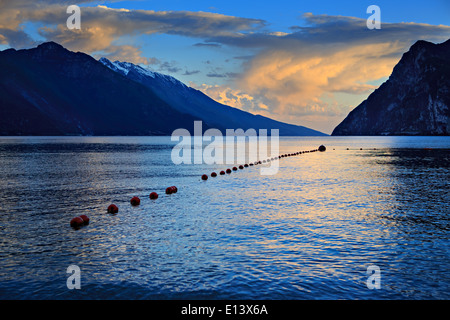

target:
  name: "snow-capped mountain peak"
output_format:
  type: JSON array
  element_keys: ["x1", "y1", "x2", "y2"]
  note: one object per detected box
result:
[{"x1": 99, "y1": 57, "x2": 185, "y2": 87}]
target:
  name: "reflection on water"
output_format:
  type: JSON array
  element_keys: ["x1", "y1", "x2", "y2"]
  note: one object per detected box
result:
[{"x1": 0, "y1": 136, "x2": 449, "y2": 299}]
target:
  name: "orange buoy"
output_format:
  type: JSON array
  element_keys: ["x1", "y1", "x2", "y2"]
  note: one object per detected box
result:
[
  {"x1": 239, "y1": 165, "x2": 244, "y2": 169},
  {"x1": 318, "y1": 145, "x2": 326, "y2": 152},
  {"x1": 79, "y1": 215, "x2": 90, "y2": 225},
  {"x1": 107, "y1": 204, "x2": 119, "y2": 214},
  {"x1": 244, "y1": 164, "x2": 249, "y2": 167},
  {"x1": 149, "y1": 192, "x2": 158, "y2": 200},
  {"x1": 201, "y1": 174, "x2": 208, "y2": 180},
  {"x1": 70, "y1": 216, "x2": 84, "y2": 228},
  {"x1": 220, "y1": 170, "x2": 225, "y2": 175},
  {"x1": 211, "y1": 172, "x2": 217, "y2": 177},
  {"x1": 130, "y1": 196, "x2": 141, "y2": 206},
  {"x1": 171, "y1": 186, "x2": 178, "y2": 193},
  {"x1": 232, "y1": 167, "x2": 238, "y2": 171},
  {"x1": 226, "y1": 168, "x2": 232, "y2": 174}
]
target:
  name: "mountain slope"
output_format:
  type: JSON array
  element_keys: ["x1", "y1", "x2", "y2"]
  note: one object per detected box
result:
[
  {"x1": 0, "y1": 41, "x2": 326, "y2": 136},
  {"x1": 332, "y1": 39, "x2": 450, "y2": 136},
  {"x1": 99, "y1": 58, "x2": 327, "y2": 136},
  {"x1": 0, "y1": 42, "x2": 198, "y2": 135}
]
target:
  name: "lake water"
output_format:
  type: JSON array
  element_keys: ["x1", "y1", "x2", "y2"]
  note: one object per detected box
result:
[{"x1": 0, "y1": 136, "x2": 448, "y2": 300}]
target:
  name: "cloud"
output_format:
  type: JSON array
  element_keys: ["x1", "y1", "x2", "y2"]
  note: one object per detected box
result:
[
  {"x1": 206, "y1": 73, "x2": 227, "y2": 78},
  {"x1": 198, "y1": 14, "x2": 450, "y2": 132},
  {"x1": 183, "y1": 70, "x2": 200, "y2": 76},
  {"x1": 0, "y1": 28, "x2": 37, "y2": 48},
  {"x1": 158, "y1": 61, "x2": 182, "y2": 73},
  {"x1": 193, "y1": 42, "x2": 222, "y2": 48},
  {"x1": 192, "y1": 83, "x2": 269, "y2": 115},
  {"x1": 92, "y1": 45, "x2": 160, "y2": 65},
  {"x1": 0, "y1": 1, "x2": 265, "y2": 58},
  {"x1": 189, "y1": 14, "x2": 449, "y2": 133},
  {"x1": 206, "y1": 71, "x2": 240, "y2": 78}
]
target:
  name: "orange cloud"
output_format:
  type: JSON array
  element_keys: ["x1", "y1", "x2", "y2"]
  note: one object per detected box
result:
[
  {"x1": 192, "y1": 41, "x2": 418, "y2": 133},
  {"x1": 237, "y1": 42, "x2": 403, "y2": 115}
]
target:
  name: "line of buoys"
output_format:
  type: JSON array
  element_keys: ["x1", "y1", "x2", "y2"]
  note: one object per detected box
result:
[
  {"x1": 73, "y1": 185, "x2": 176, "y2": 229},
  {"x1": 199, "y1": 145, "x2": 326, "y2": 181},
  {"x1": 342, "y1": 147, "x2": 377, "y2": 150},
  {"x1": 76, "y1": 146, "x2": 327, "y2": 229}
]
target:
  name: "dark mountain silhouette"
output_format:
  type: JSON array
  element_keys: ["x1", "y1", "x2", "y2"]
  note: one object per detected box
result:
[
  {"x1": 0, "y1": 42, "x2": 199, "y2": 135},
  {"x1": 0, "y1": 42, "x2": 326, "y2": 136},
  {"x1": 332, "y1": 39, "x2": 450, "y2": 136}
]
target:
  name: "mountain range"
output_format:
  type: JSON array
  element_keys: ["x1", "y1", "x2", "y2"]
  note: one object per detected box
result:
[
  {"x1": 0, "y1": 42, "x2": 325, "y2": 136},
  {"x1": 2, "y1": 39, "x2": 448, "y2": 137},
  {"x1": 332, "y1": 39, "x2": 450, "y2": 136}
]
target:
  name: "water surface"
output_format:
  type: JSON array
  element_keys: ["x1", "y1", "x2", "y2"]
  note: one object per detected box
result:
[{"x1": 0, "y1": 136, "x2": 448, "y2": 299}]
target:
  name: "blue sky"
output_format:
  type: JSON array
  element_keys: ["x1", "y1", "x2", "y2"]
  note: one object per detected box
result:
[
  {"x1": 1, "y1": 0, "x2": 449, "y2": 133},
  {"x1": 101, "y1": 0, "x2": 450, "y2": 83},
  {"x1": 105, "y1": 0, "x2": 449, "y2": 25}
]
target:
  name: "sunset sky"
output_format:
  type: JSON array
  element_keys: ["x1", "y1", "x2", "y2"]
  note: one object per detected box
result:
[{"x1": 1, "y1": 0, "x2": 449, "y2": 134}]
